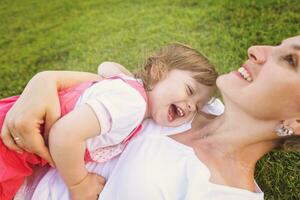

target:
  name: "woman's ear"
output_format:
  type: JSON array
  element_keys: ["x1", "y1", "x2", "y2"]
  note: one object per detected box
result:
[{"x1": 284, "y1": 119, "x2": 300, "y2": 136}]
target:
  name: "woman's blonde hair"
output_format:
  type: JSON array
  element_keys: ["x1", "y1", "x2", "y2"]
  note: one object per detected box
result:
[{"x1": 134, "y1": 43, "x2": 218, "y2": 91}]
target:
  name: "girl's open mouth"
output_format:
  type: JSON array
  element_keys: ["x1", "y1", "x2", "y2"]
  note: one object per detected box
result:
[{"x1": 168, "y1": 104, "x2": 185, "y2": 122}]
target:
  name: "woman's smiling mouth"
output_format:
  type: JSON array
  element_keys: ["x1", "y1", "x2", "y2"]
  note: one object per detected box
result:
[{"x1": 238, "y1": 66, "x2": 253, "y2": 82}]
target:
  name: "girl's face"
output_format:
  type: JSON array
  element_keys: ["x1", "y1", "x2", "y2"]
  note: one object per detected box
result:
[
  {"x1": 147, "y1": 69, "x2": 214, "y2": 126},
  {"x1": 217, "y1": 36, "x2": 300, "y2": 120}
]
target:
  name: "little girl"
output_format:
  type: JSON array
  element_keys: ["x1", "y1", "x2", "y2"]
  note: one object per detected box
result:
[{"x1": 0, "y1": 43, "x2": 223, "y2": 199}]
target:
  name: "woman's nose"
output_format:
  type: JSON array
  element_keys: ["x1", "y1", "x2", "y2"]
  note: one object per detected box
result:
[{"x1": 247, "y1": 45, "x2": 270, "y2": 64}]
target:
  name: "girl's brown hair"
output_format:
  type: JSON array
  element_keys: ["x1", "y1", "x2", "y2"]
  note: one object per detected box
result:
[{"x1": 134, "y1": 43, "x2": 218, "y2": 90}]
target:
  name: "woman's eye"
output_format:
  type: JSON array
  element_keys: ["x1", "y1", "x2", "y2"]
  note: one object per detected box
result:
[{"x1": 283, "y1": 54, "x2": 296, "y2": 67}]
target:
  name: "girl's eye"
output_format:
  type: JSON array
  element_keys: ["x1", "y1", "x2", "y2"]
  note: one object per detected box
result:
[
  {"x1": 283, "y1": 54, "x2": 297, "y2": 68},
  {"x1": 186, "y1": 85, "x2": 194, "y2": 96}
]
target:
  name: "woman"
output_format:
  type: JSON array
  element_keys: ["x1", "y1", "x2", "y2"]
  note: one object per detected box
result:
[{"x1": 4, "y1": 36, "x2": 300, "y2": 199}]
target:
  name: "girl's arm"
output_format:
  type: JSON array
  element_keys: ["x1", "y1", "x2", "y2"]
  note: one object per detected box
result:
[
  {"x1": 48, "y1": 104, "x2": 103, "y2": 198},
  {"x1": 1, "y1": 71, "x2": 101, "y2": 165},
  {"x1": 98, "y1": 61, "x2": 133, "y2": 77}
]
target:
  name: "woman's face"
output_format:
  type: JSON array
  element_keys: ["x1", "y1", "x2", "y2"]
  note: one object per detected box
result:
[{"x1": 217, "y1": 36, "x2": 300, "y2": 120}]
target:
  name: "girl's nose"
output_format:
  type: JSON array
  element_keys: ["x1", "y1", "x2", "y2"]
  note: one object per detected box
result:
[
  {"x1": 187, "y1": 102, "x2": 196, "y2": 112},
  {"x1": 247, "y1": 45, "x2": 270, "y2": 64}
]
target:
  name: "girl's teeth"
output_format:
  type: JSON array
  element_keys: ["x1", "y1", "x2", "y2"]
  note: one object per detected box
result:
[{"x1": 176, "y1": 107, "x2": 184, "y2": 117}]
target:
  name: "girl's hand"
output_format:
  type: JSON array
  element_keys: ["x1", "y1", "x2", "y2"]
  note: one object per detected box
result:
[
  {"x1": 98, "y1": 62, "x2": 133, "y2": 77},
  {"x1": 69, "y1": 173, "x2": 106, "y2": 200}
]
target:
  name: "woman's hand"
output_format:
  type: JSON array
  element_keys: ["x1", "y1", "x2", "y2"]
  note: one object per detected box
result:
[
  {"x1": 69, "y1": 173, "x2": 106, "y2": 200},
  {"x1": 0, "y1": 71, "x2": 100, "y2": 166},
  {"x1": 1, "y1": 72, "x2": 61, "y2": 166}
]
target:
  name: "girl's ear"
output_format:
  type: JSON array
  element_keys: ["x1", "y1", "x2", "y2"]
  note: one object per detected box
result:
[{"x1": 284, "y1": 119, "x2": 300, "y2": 136}]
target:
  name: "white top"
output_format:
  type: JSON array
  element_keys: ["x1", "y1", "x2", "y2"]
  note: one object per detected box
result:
[
  {"x1": 28, "y1": 119, "x2": 263, "y2": 200},
  {"x1": 201, "y1": 97, "x2": 225, "y2": 116},
  {"x1": 75, "y1": 74, "x2": 147, "y2": 154}
]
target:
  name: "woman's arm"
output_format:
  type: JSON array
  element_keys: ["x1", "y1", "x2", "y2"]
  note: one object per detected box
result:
[
  {"x1": 49, "y1": 104, "x2": 103, "y2": 199},
  {"x1": 1, "y1": 71, "x2": 101, "y2": 165},
  {"x1": 45, "y1": 70, "x2": 101, "y2": 90}
]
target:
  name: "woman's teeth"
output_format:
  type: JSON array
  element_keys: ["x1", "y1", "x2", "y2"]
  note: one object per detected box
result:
[{"x1": 238, "y1": 67, "x2": 253, "y2": 82}]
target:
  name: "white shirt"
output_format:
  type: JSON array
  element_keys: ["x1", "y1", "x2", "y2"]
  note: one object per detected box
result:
[
  {"x1": 28, "y1": 119, "x2": 263, "y2": 200},
  {"x1": 99, "y1": 119, "x2": 264, "y2": 200}
]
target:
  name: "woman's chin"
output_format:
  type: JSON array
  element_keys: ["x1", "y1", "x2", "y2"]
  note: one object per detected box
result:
[{"x1": 216, "y1": 75, "x2": 236, "y2": 96}]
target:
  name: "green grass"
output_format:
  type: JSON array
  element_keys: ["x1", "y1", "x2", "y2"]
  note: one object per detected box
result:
[{"x1": 0, "y1": 0, "x2": 299, "y2": 199}]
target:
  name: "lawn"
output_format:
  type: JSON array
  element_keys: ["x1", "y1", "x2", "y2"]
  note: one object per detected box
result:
[{"x1": 0, "y1": 0, "x2": 299, "y2": 199}]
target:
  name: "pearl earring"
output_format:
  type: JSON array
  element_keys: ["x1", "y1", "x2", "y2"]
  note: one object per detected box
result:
[{"x1": 275, "y1": 123, "x2": 294, "y2": 137}]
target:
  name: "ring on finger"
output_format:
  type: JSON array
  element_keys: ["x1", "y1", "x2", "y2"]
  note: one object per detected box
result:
[{"x1": 13, "y1": 136, "x2": 21, "y2": 142}]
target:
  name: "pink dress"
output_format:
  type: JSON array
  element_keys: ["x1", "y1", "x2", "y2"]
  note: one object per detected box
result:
[{"x1": 0, "y1": 77, "x2": 147, "y2": 200}]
